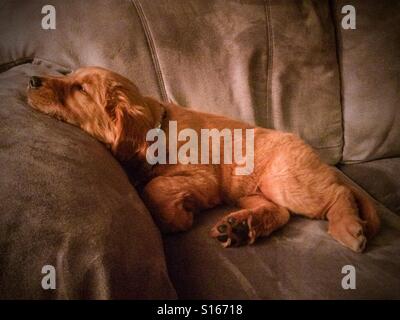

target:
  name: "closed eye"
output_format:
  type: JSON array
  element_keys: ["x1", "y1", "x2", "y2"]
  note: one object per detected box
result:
[{"x1": 73, "y1": 83, "x2": 88, "y2": 95}]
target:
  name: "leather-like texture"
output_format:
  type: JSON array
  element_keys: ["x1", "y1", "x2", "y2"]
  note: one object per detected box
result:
[
  {"x1": 0, "y1": 62, "x2": 177, "y2": 299},
  {"x1": 334, "y1": 0, "x2": 400, "y2": 162},
  {"x1": 164, "y1": 172, "x2": 400, "y2": 299},
  {"x1": 340, "y1": 159, "x2": 400, "y2": 215},
  {"x1": 0, "y1": 0, "x2": 343, "y2": 164}
]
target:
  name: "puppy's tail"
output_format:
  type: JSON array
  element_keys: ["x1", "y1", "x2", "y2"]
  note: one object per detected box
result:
[{"x1": 344, "y1": 180, "x2": 381, "y2": 239}]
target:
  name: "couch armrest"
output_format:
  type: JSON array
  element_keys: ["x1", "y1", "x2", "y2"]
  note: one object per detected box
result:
[{"x1": 0, "y1": 61, "x2": 176, "y2": 299}]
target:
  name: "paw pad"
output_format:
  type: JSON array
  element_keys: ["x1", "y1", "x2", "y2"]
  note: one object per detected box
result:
[{"x1": 212, "y1": 216, "x2": 251, "y2": 247}]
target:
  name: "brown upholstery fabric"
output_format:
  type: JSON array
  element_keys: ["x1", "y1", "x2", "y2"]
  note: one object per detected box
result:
[
  {"x1": 340, "y1": 159, "x2": 400, "y2": 215},
  {"x1": 334, "y1": 0, "x2": 400, "y2": 163},
  {"x1": 164, "y1": 171, "x2": 400, "y2": 299},
  {"x1": 0, "y1": 62, "x2": 177, "y2": 299}
]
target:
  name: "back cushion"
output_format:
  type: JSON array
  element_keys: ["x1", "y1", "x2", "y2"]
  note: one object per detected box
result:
[
  {"x1": 0, "y1": 0, "x2": 162, "y2": 98},
  {"x1": 0, "y1": 0, "x2": 343, "y2": 164},
  {"x1": 266, "y1": 0, "x2": 343, "y2": 163},
  {"x1": 139, "y1": 0, "x2": 343, "y2": 164},
  {"x1": 334, "y1": 0, "x2": 400, "y2": 163}
]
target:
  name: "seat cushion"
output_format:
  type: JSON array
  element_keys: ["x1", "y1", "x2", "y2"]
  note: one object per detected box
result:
[
  {"x1": 0, "y1": 61, "x2": 177, "y2": 299},
  {"x1": 164, "y1": 172, "x2": 400, "y2": 299},
  {"x1": 339, "y1": 158, "x2": 400, "y2": 215}
]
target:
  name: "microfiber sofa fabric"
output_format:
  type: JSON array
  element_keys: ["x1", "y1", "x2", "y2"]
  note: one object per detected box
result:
[
  {"x1": 133, "y1": 0, "x2": 343, "y2": 164},
  {"x1": 163, "y1": 172, "x2": 400, "y2": 299},
  {"x1": 0, "y1": 0, "x2": 162, "y2": 98},
  {"x1": 340, "y1": 159, "x2": 400, "y2": 215},
  {"x1": 334, "y1": 0, "x2": 400, "y2": 163},
  {"x1": 0, "y1": 0, "x2": 343, "y2": 165},
  {"x1": 0, "y1": 62, "x2": 177, "y2": 299},
  {"x1": 0, "y1": 0, "x2": 399, "y2": 300}
]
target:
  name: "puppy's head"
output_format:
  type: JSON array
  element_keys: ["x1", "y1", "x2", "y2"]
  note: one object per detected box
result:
[{"x1": 27, "y1": 66, "x2": 163, "y2": 161}]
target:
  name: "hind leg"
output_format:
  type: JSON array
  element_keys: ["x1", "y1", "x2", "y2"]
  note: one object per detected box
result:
[
  {"x1": 259, "y1": 167, "x2": 367, "y2": 252},
  {"x1": 210, "y1": 194, "x2": 290, "y2": 247},
  {"x1": 325, "y1": 185, "x2": 367, "y2": 252}
]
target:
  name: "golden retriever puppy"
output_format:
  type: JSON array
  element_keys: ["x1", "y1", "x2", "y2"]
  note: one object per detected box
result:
[{"x1": 27, "y1": 66, "x2": 380, "y2": 252}]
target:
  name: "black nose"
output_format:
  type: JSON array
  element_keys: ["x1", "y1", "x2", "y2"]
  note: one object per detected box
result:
[{"x1": 29, "y1": 76, "x2": 42, "y2": 88}]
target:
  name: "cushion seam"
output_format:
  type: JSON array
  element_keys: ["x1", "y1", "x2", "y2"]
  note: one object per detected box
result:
[
  {"x1": 264, "y1": 0, "x2": 273, "y2": 129},
  {"x1": 131, "y1": 0, "x2": 169, "y2": 102},
  {"x1": 329, "y1": 0, "x2": 346, "y2": 163}
]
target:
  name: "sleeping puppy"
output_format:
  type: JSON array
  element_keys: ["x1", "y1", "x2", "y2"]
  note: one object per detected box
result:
[{"x1": 27, "y1": 66, "x2": 380, "y2": 252}]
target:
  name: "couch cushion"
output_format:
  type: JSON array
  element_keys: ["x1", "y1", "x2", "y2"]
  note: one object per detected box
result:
[
  {"x1": 334, "y1": 0, "x2": 400, "y2": 162},
  {"x1": 164, "y1": 172, "x2": 400, "y2": 299},
  {"x1": 0, "y1": 0, "x2": 162, "y2": 99},
  {"x1": 0, "y1": 0, "x2": 343, "y2": 165},
  {"x1": 137, "y1": 0, "x2": 343, "y2": 164},
  {"x1": 339, "y1": 159, "x2": 400, "y2": 215},
  {"x1": 266, "y1": 0, "x2": 343, "y2": 164},
  {"x1": 0, "y1": 61, "x2": 177, "y2": 299}
]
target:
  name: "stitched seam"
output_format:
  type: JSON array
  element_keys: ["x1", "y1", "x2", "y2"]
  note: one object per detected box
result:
[
  {"x1": 314, "y1": 144, "x2": 343, "y2": 150},
  {"x1": 329, "y1": 0, "x2": 345, "y2": 164},
  {"x1": 131, "y1": 0, "x2": 169, "y2": 102},
  {"x1": 341, "y1": 156, "x2": 400, "y2": 165},
  {"x1": 261, "y1": 0, "x2": 269, "y2": 128},
  {"x1": 264, "y1": 0, "x2": 274, "y2": 129}
]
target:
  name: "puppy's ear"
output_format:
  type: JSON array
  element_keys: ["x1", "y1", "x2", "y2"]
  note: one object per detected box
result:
[{"x1": 106, "y1": 85, "x2": 152, "y2": 162}]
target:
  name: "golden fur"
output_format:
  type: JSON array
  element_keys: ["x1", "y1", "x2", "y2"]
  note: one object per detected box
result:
[{"x1": 27, "y1": 66, "x2": 380, "y2": 252}]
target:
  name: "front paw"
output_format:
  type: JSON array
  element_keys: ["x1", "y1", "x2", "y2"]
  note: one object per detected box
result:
[{"x1": 210, "y1": 210, "x2": 255, "y2": 247}]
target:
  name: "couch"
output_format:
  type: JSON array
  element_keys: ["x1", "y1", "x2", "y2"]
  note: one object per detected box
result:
[{"x1": 0, "y1": 0, "x2": 399, "y2": 299}]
